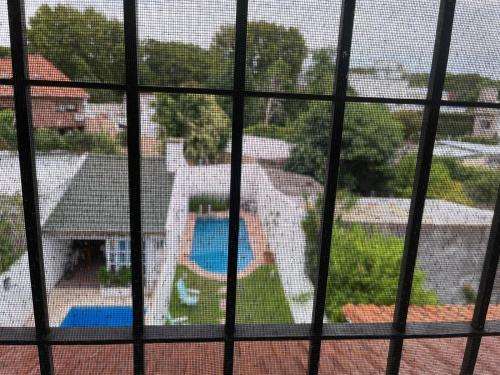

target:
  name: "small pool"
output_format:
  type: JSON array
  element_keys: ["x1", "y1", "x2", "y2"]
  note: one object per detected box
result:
[
  {"x1": 60, "y1": 306, "x2": 133, "y2": 327},
  {"x1": 190, "y1": 217, "x2": 254, "y2": 274}
]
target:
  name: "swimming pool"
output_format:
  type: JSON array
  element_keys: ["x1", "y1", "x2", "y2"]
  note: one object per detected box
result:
[
  {"x1": 190, "y1": 217, "x2": 254, "y2": 274},
  {"x1": 60, "y1": 306, "x2": 134, "y2": 327}
]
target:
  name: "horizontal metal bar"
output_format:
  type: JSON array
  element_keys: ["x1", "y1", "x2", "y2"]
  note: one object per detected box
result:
[
  {"x1": 0, "y1": 78, "x2": 12, "y2": 85},
  {"x1": 27, "y1": 79, "x2": 125, "y2": 91},
  {"x1": 17, "y1": 79, "x2": 500, "y2": 109},
  {"x1": 138, "y1": 85, "x2": 233, "y2": 97},
  {"x1": 2, "y1": 322, "x2": 500, "y2": 345}
]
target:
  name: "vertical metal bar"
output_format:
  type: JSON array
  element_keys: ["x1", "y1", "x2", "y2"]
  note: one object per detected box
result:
[
  {"x1": 123, "y1": 0, "x2": 144, "y2": 374},
  {"x1": 307, "y1": 1, "x2": 356, "y2": 374},
  {"x1": 6, "y1": 0, "x2": 53, "y2": 373},
  {"x1": 223, "y1": 0, "x2": 249, "y2": 373},
  {"x1": 386, "y1": 1, "x2": 456, "y2": 373},
  {"x1": 460, "y1": 187, "x2": 500, "y2": 375}
]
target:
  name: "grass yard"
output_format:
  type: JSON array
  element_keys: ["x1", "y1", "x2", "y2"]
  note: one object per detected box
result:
[{"x1": 168, "y1": 264, "x2": 293, "y2": 324}]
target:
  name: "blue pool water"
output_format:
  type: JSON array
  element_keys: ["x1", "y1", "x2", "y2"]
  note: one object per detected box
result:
[
  {"x1": 60, "y1": 306, "x2": 134, "y2": 327},
  {"x1": 190, "y1": 218, "x2": 254, "y2": 274}
]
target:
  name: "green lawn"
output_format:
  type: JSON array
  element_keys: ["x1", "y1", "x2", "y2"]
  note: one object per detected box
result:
[{"x1": 168, "y1": 264, "x2": 293, "y2": 324}]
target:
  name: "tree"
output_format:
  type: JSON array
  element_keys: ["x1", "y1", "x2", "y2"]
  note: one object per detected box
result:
[
  {"x1": 286, "y1": 102, "x2": 404, "y2": 194},
  {"x1": 305, "y1": 48, "x2": 335, "y2": 94},
  {"x1": 302, "y1": 196, "x2": 438, "y2": 322},
  {"x1": 139, "y1": 40, "x2": 213, "y2": 87},
  {"x1": 153, "y1": 94, "x2": 230, "y2": 163},
  {"x1": 28, "y1": 5, "x2": 124, "y2": 101},
  {"x1": 211, "y1": 21, "x2": 307, "y2": 125},
  {"x1": 183, "y1": 101, "x2": 231, "y2": 164},
  {"x1": 153, "y1": 93, "x2": 212, "y2": 140}
]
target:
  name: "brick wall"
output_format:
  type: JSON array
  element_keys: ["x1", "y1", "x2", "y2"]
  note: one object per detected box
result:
[{"x1": 0, "y1": 96, "x2": 85, "y2": 130}]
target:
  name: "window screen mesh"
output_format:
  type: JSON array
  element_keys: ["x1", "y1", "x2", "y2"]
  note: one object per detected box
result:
[{"x1": 0, "y1": 0, "x2": 499, "y2": 374}]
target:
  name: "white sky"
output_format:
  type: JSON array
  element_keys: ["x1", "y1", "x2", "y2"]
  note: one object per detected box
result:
[{"x1": 0, "y1": 0, "x2": 498, "y2": 78}]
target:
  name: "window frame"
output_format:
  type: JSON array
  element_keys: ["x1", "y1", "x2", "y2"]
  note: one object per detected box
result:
[{"x1": 1, "y1": 0, "x2": 499, "y2": 374}]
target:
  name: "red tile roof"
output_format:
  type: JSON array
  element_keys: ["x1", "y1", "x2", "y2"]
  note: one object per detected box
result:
[
  {"x1": 343, "y1": 303, "x2": 500, "y2": 323},
  {"x1": 0, "y1": 54, "x2": 88, "y2": 99},
  {"x1": 1, "y1": 305, "x2": 499, "y2": 374}
]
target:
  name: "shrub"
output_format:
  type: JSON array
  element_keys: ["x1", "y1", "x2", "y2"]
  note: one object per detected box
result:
[
  {"x1": 96, "y1": 266, "x2": 131, "y2": 287},
  {"x1": 0, "y1": 194, "x2": 26, "y2": 274},
  {"x1": 303, "y1": 196, "x2": 438, "y2": 322},
  {"x1": 34, "y1": 129, "x2": 120, "y2": 154},
  {"x1": 189, "y1": 195, "x2": 229, "y2": 213},
  {"x1": 462, "y1": 167, "x2": 500, "y2": 209},
  {"x1": 0, "y1": 110, "x2": 17, "y2": 150},
  {"x1": 389, "y1": 154, "x2": 473, "y2": 206},
  {"x1": 459, "y1": 135, "x2": 499, "y2": 145},
  {"x1": 244, "y1": 123, "x2": 295, "y2": 141}
]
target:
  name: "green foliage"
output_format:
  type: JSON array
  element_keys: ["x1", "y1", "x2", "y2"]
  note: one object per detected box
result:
[
  {"x1": 153, "y1": 94, "x2": 210, "y2": 139},
  {"x1": 461, "y1": 167, "x2": 500, "y2": 209},
  {"x1": 0, "y1": 46, "x2": 10, "y2": 58},
  {"x1": 305, "y1": 48, "x2": 335, "y2": 94},
  {"x1": 96, "y1": 266, "x2": 131, "y2": 287},
  {"x1": 0, "y1": 195, "x2": 26, "y2": 274},
  {"x1": 188, "y1": 195, "x2": 229, "y2": 213},
  {"x1": 396, "y1": 110, "x2": 475, "y2": 141},
  {"x1": 459, "y1": 135, "x2": 499, "y2": 145},
  {"x1": 34, "y1": 129, "x2": 120, "y2": 154},
  {"x1": 389, "y1": 154, "x2": 473, "y2": 206},
  {"x1": 302, "y1": 192, "x2": 358, "y2": 283},
  {"x1": 302, "y1": 196, "x2": 438, "y2": 322},
  {"x1": 244, "y1": 123, "x2": 296, "y2": 141},
  {"x1": 462, "y1": 285, "x2": 477, "y2": 304},
  {"x1": 27, "y1": 5, "x2": 124, "y2": 101},
  {"x1": 153, "y1": 94, "x2": 230, "y2": 163},
  {"x1": 286, "y1": 102, "x2": 404, "y2": 194},
  {"x1": 212, "y1": 21, "x2": 307, "y2": 125},
  {"x1": 140, "y1": 40, "x2": 214, "y2": 87},
  {"x1": 396, "y1": 110, "x2": 422, "y2": 142},
  {"x1": 326, "y1": 225, "x2": 438, "y2": 321},
  {"x1": 183, "y1": 99, "x2": 231, "y2": 164},
  {"x1": 0, "y1": 110, "x2": 18, "y2": 150}
]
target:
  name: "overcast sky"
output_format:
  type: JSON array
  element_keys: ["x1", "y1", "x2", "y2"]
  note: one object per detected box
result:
[{"x1": 0, "y1": 0, "x2": 498, "y2": 79}]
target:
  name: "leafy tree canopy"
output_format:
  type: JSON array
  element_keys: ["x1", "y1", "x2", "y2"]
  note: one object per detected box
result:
[
  {"x1": 286, "y1": 102, "x2": 404, "y2": 194},
  {"x1": 28, "y1": 5, "x2": 125, "y2": 87}
]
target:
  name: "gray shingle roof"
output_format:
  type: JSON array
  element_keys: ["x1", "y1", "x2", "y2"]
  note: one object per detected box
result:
[{"x1": 43, "y1": 154, "x2": 174, "y2": 235}]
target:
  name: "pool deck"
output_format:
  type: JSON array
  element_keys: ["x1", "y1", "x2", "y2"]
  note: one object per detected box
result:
[{"x1": 179, "y1": 211, "x2": 272, "y2": 281}]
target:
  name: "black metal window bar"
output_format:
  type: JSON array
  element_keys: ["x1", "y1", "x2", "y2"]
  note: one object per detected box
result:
[{"x1": 0, "y1": 0, "x2": 499, "y2": 374}]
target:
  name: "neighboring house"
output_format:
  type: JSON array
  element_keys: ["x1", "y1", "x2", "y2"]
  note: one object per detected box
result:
[
  {"x1": 349, "y1": 61, "x2": 465, "y2": 113},
  {"x1": 86, "y1": 93, "x2": 161, "y2": 156},
  {"x1": 2, "y1": 303, "x2": 499, "y2": 373},
  {"x1": 472, "y1": 88, "x2": 500, "y2": 139},
  {"x1": 343, "y1": 198, "x2": 498, "y2": 304},
  {"x1": 0, "y1": 152, "x2": 87, "y2": 326},
  {"x1": 41, "y1": 154, "x2": 174, "y2": 288},
  {"x1": 0, "y1": 55, "x2": 89, "y2": 131}
]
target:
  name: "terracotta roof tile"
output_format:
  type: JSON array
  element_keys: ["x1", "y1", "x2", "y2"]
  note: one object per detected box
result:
[
  {"x1": 343, "y1": 304, "x2": 500, "y2": 323},
  {"x1": 1, "y1": 305, "x2": 499, "y2": 374},
  {"x1": 0, "y1": 55, "x2": 88, "y2": 98}
]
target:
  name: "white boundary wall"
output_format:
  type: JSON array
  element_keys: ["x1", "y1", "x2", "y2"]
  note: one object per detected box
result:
[{"x1": 147, "y1": 157, "x2": 313, "y2": 324}]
